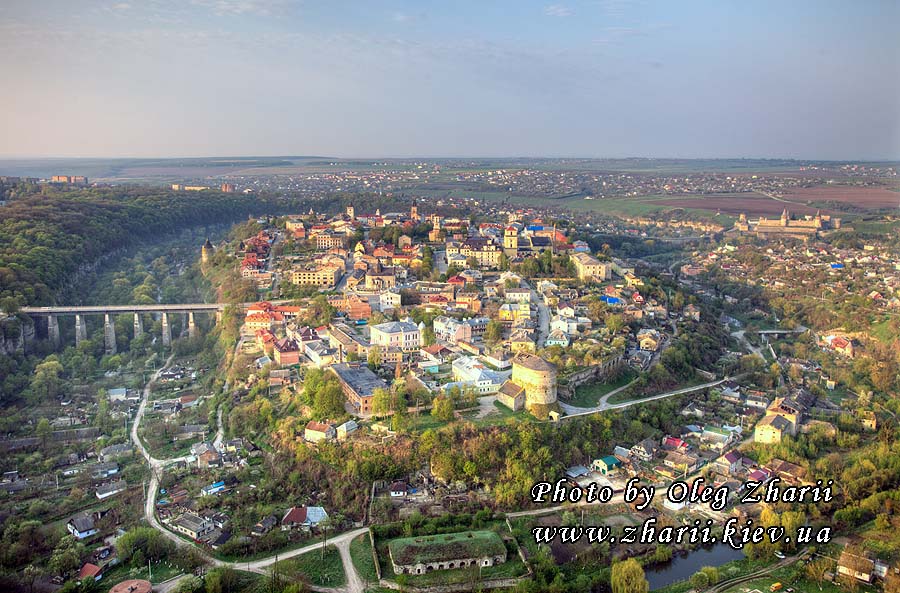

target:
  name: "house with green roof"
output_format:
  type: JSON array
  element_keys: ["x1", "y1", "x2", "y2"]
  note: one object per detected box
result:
[
  {"x1": 592, "y1": 455, "x2": 622, "y2": 475},
  {"x1": 387, "y1": 530, "x2": 507, "y2": 575}
]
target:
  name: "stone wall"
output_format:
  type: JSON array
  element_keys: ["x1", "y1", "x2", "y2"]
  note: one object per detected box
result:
[{"x1": 557, "y1": 353, "x2": 625, "y2": 399}]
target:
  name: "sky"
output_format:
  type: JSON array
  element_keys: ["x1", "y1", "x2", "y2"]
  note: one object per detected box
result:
[{"x1": 1, "y1": 0, "x2": 899, "y2": 160}]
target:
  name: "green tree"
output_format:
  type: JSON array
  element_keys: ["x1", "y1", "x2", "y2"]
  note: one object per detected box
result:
[
  {"x1": 35, "y1": 418, "x2": 51, "y2": 446},
  {"x1": 312, "y1": 382, "x2": 346, "y2": 419},
  {"x1": 175, "y1": 575, "x2": 203, "y2": 593},
  {"x1": 367, "y1": 346, "x2": 383, "y2": 369},
  {"x1": 371, "y1": 388, "x2": 392, "y2": 418},
  {"x1": 690, "y1": 571, "x2": 710, "y2": 590},
  {"x1": 605, "y1": 314, "x2": 626, "y2": 335},
  {"x1": 484, "y1": 320, "x2": 503, "y2": 345},
  {"x1": 700, "y1": 566, "x2": 719, "y2": 585},
  {"x1": 431, "y1": 396, "x2": 454, "y2": 422},
  {"x1": 49, "y1": 536, "x2": 84, "y2": 577},
  {"x1": 421, "y1": 325, "x2": 436, "y2": 347},
  {"x1": 0, "y1": 297, "x2": 20, "y2": 315},
  {"x1": 31, "y1": 358, "x2": 64, "y2": 400},
  {"x1": 611, "y1": 558, "x2": 649, "y2": 593},
  {"x1": 806, "y1": 557, "x2": 832, "y2": 591}
]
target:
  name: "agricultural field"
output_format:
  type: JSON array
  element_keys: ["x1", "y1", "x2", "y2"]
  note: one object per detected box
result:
[
  {"x1": 783, "y1": 185, "x2": 900, "y2": 209},
  {"x1": 647, "y1": 194, "x2": 827, "y2": 217}
]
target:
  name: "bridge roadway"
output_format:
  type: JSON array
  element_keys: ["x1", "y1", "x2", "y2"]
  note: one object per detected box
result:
[{"x1": 20, "y1": 303, "x2": 225, "y2": 315}]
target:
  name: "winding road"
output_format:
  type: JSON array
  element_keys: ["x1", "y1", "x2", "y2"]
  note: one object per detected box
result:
[
  {"x1": 560, "y1": 377, "x2": 728, "y2": 418},
  {"x1": 130, "y1": 356, "x2": 370, "y2": 593}
]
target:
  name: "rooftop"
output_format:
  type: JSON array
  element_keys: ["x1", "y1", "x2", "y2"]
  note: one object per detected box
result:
[
  {"x1": 330, "y1": 363, "x2": 388, "y2": 398},
  {"x1": 388, "y1": 530, "x2": 506, "y2": 566},
  {"x1": 512, "y1": 353, "x2": 556, "y2": 373}
]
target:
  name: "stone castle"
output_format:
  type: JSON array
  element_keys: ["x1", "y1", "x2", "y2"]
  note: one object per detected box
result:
[{"x1": 735, "y1": 209, "x2": 840, "y2": 240}]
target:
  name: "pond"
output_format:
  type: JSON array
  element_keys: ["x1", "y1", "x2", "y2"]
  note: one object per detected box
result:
[{"x1": 646, "y1": 543, "x2": 746, "y2": 590}]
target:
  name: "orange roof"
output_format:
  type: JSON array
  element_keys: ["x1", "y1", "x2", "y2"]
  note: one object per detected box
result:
[
  {"x1": 79, "y1": 563, "x2": 101, "y2": 579},
  {"x1": 306, "y1": 421, "x2": 333, "y2": 433}
]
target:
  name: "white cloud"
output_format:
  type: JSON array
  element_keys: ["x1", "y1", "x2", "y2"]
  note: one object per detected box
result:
[
  {"x1": 544, "y1": 4, "x2": 573, "y2": 17},
  {"x1": 112, "y1": 3, "x2": 132, "y2": 10}
]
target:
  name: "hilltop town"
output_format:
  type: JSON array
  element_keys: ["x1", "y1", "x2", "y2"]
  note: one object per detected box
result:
[{"x1": 1, "y1": 183, "x2": 899, "y2": 593}]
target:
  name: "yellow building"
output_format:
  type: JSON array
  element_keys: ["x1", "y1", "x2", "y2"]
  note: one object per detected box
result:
[
  {"x1": 503, "y1": 226, "x2": 519, "y2": 254},
  {"x1": 624, "y1": 273, "x2": 644, "y2": 287},
  {"x1": 508, "y1": 330, "x2": 536, "y2": 354},
  {"x1": 754, "y1": 414, "x2": 792, "y2": 444},
  {"x1": 572, "y1": 252, "x2": 611, "y2": 282},
  {"x1": 290, "y1": 265, "x2": 342, "y2": 289},
  {"x1": 499, "y1": 303, "x2": 531, "y2": 322}
]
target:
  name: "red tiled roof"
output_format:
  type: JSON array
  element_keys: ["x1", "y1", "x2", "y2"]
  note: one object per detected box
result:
[
  {"x1": 79, "y1": 563, "x2": 101, "y2": 579},
  {"x1": 306, "y1": 421, "x2": 332, "y2": 433},
  {"x1": 282, "y1": 506, "x2": 307, "y2": 524}
]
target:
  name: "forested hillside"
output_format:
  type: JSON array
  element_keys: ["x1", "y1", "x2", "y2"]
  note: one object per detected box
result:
[{"x1": 0, "y1": 186, "x2": 290, "y2": 308}]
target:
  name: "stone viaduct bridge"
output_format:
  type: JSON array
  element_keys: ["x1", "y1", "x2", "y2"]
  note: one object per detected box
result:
[{"x1": 20, "y1": 304, "x2": 227, "y2": 354}]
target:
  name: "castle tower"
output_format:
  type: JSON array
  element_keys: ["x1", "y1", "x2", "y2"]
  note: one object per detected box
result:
[
  {"x1": 814, "y1": 210, "x2": 823, "y2": 228},
  {"x1": 201, "y1": 238, "x2": 214, "y2": 263},
  {"x1": 346, "y1": 205, "x2": 355, "y2": 220},
  {"x1": 781, "y1": 208, "x2": 789, "y2": 227}
]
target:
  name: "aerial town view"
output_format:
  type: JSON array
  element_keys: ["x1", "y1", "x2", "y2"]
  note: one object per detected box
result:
[{"x1": 1, "y1": 2, "x2": 899, "y2": 593}]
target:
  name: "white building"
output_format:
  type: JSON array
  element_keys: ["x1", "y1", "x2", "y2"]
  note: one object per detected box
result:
[
  {"x1": 369, "y1": 320, "x2": 422, "y2": 352},
  {"x1": 445, "y1": 356, "x2": 511, "y2": 395}
]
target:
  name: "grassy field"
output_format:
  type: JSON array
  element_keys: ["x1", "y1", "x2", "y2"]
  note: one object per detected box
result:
[
  {"x1": 273, "y1": 545, "x2": 346, "y2": 588},
  {"x1": 463, "y1": 401, "x2": 538, "y2": 427},
  {"x1": 565, "y1": 370, "x2": 638, "y2": 407},
  {"x1": 102, "y1": 561, "x2": 183, "y2": 586},
  {"x1": 350, "y1": 533, "x2": 380, "y2": 584},
  {"x1": 606, "y1": 377, "x2": 708, "y2": 405},
  {"x1": 869, "y1": 318, "x2": 896, "y2": 343}
]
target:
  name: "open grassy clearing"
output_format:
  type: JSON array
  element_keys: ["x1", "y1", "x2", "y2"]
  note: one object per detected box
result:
[
  {"x1": 350, "y1": 533, "x2": 380, "y2": 584},
  {"x1": 565, "y1": 370, "x2": 638, "y2": 407},
  {"x1": 273, "y1": 545, "x2": 346, "y2": 588}
]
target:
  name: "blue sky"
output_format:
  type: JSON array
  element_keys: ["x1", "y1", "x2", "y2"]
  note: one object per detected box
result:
[{"x1": 1, "y1": 0, "x2": 898, "y2": 159}]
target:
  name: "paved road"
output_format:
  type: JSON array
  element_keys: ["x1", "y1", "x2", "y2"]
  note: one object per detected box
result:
[
  {"x1": 520, "y1": 279, "x2": 550, "y2": 345},
  {"x1": 732, "y1": 330, "x2": 766, "y2": 360},
  {"x1": 558, "y1": 377, "x2": 640, "y2": 415},
  {"x1": 434, "y1": 250, "x2": 448, "y2": 274},
  {"x1": 212, "y1": 407, "x2": 224, "y2": 451},
  {"x1": 131, "y1": 356, "x2": 369, "y2": 592},
  {"x1": 560, "y1": 378, "x2": 728, "y2": 418},
  {"x1": 23, "y1": 303, "x2": 225, "y2": 315}
]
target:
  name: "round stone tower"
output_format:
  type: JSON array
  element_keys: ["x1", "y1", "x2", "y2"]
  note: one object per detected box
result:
[{"x1": 511, "y1": 353, "x2": 557, "y2": 414}]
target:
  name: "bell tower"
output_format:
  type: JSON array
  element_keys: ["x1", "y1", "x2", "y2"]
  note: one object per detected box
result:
[{"x1": 503, "y1": 226, "x2": 519, "y2": 253}]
